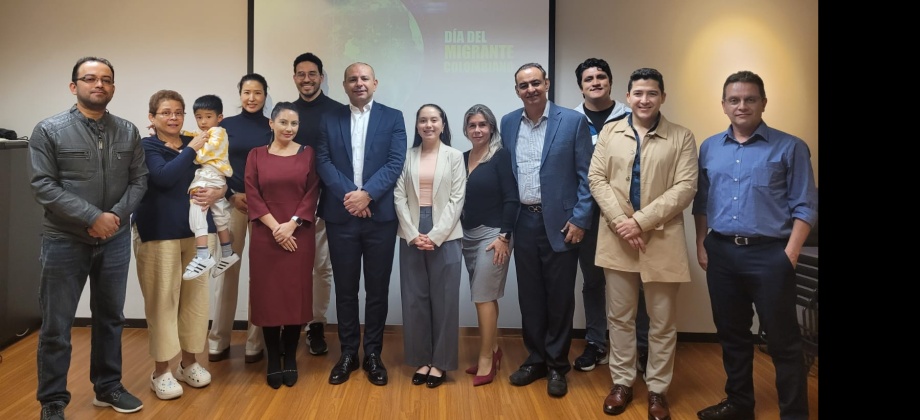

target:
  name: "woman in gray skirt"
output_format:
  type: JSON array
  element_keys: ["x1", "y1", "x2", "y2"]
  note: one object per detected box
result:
[
  {"x1": 459, "y1": 104, "x2": 519, "y2": 386},
  {"x1": 394, "y1": 104, "x2": 467, "y2": 388}
]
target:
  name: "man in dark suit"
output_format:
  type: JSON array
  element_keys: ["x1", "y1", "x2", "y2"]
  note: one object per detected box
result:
[
  {"x1": 500, "y1": 62, "x2": 594, "y2": 398},
  {"x1": 315, "y1": 62, "x2": 407, "y2": 386}
]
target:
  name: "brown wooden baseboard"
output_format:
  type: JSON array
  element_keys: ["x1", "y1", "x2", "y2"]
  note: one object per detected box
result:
[{"x1": 73, "y1": 317, "x2": 722, "y2": 343}]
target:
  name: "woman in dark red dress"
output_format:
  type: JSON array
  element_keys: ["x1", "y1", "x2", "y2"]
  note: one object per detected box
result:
[{"x1": 244, "y1": 102, "x2": 319, "y2": 389}]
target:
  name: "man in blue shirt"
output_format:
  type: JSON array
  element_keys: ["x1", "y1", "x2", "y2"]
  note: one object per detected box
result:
[{"x1": 693, "y1": 71, "x2": 817, "y2": 420}]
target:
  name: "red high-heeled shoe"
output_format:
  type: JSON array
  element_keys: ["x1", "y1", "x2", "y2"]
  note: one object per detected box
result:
[
  {"x1": 466, "y1": 347, "x2": 503, "y2": 375},
  {"x1": 473, "y1": 363, "x2": 496, "y2": 386},
  {"x1": 493, "y1": 347, "x2": 502, "y2": 371}
]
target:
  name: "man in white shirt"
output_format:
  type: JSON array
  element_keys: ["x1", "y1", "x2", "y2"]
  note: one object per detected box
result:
[{"x1": 315, "y1": 63, "x2": 407, "y2": 386}]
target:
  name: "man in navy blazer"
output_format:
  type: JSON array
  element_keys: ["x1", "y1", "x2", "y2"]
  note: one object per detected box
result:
[
  {"x1": 315, "y1": 62, "x2": 407, "y2": 386},
  {"x1": 500, "y1": 63, "x2": 594, "y2": 398}
]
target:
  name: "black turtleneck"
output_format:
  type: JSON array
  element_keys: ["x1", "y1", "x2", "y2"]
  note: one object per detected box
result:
[
  {"x1": 220, "y1": 109, "x2": 271, "y2": 196},
  {"x1": 294, "y1": 91, "x2": 345, "y2": 149}
]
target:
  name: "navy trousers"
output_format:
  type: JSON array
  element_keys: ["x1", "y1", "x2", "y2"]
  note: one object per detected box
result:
[{"x1": 704, "y1": 233, "x2": 808, "y2": 420}]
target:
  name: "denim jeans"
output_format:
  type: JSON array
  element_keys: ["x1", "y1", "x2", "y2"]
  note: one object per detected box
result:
[{"x1": 36, "y1": 231, "x2": 130, "y2": 406}]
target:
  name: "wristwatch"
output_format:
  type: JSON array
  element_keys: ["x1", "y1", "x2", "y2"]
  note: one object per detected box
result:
[
  {"x1": 498, "y1": 231, "x2": 512, "y2": 242},
  {"x1": 291, "y1": 216, "x2": 303, "y2": 226}
]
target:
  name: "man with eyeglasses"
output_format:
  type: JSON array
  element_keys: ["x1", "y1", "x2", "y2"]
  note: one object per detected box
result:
[
  {"x1": 500, "y1": 63, "x2": 593, "y2": 398},
  {"x1": 29, "y1": 56, "x2": 148, "y2": 420},
  {"x1": 291, "y1": 52, "x2": 344, "y2": 356},
  {"x1": 693, "y1": 70, "x2": 817, "y2": 420}
]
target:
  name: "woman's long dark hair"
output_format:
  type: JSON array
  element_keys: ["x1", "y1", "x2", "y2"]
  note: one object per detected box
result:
[{"x1": 412, "y1": 103, "x2": 451, "y2": 147}]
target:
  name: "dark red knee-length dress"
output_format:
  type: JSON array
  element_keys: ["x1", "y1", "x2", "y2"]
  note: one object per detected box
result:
[{"x1": 244, "y1": 145, "x2": 319, "y2": 327}]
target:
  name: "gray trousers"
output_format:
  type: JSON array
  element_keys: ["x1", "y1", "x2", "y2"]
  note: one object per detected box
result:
[{"x1": 399, "y1": 207, "x2": 462, "y2": 371}]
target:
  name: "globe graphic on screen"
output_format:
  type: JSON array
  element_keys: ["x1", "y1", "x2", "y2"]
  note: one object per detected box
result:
[{"x1": 321, "y1": 0, "x2": 424, "y2": 110}]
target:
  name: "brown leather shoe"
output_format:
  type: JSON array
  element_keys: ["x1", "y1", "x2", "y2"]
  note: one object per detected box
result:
[
  {"x1": 208, "y1": 347, "x2": 230, "y2": 362},
  {"x1": 603, "y1": 384, "x2": 633, "y2": 415},
  {"x1": 648, "y1": 391, "x2": 671, "y2": 420},
  {"x1": 244, "y1": 350, "x2": 264, "y2": 364}
]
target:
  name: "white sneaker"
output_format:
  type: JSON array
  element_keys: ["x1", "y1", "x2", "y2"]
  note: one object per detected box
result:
[
  {"x1": 176, "y1": 362, "x2": 212, "y2": 388},
  {"x1": 183, "y1": 256, "x2": 216, "y2": 280},
  {"x1": 211, "y1": 253, "x2": 241, "y2": 278},
  {"x1": 150, "y1": 371, "x2": 183, "y2": 400}
]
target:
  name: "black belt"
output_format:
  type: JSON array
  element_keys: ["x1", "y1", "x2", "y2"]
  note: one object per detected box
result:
[
  {"x1": 711, "y1": 231, "x2": 784, "y2": 246},
  {"x1": 522, "y1": 204, "x2": 542, "y2": 213}
]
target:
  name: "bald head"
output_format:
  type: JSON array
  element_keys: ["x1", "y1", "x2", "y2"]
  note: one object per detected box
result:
[
  {"x1": 343, "y1": 62, "x2": 378, "y2": 108},
  {"x1": 344, "y1": 62, "x2": 375, "y2": 80}
]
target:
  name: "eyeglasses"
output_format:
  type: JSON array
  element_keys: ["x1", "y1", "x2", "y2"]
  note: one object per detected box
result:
[
  {"x1": 156, "y1": 112, "x2": 186, "y2": 119},
  {"x1": 725, "y1": 97, "x2": 762, "y2": 106},
  {"x1": 295, "y1": 71, "x2": 320, "y2": 80},
  {"x1": 74, "y1": 75, "x2": 114, "y2": 86}
]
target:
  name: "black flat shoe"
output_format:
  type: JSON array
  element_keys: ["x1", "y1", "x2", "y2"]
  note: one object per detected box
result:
[
  {"x1": 412, "y1": 365, "x2": 431, "y2": 386},
  {"x1": 412, "y1": 372, "x2": 428, "y2": 385},
  {"x1": 426, "y1": 372, "x2": 446, "y2": 388}
]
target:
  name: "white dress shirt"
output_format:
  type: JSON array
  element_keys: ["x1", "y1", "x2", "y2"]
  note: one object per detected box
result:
[{"x1": 350, "y1": 100, "x2": 373, "y2": 188}]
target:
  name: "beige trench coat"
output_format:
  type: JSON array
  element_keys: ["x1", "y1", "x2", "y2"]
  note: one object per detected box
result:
[{"x1": 587, "y1": 115, "x2": 698, "y2": 283}]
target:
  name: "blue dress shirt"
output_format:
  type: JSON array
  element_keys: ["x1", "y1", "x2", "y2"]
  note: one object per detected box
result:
[{"x1": 692, "y1": 121, "x2": 818, "y2": 238}]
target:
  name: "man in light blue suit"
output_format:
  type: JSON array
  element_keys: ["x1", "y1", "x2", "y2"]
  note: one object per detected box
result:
[
  {"x1": 500, "y1": 62, "x2": 594, "y2": 398},
  {"x1": 315, "y1": 62, "x2": 407, "y2": 387}
]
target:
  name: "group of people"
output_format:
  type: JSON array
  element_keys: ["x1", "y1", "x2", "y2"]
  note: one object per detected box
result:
[{"x1": 30, "y1": 53, "x2": 816, "y2": 420}]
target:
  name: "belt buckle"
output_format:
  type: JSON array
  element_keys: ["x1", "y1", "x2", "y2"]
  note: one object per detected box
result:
[
  {"x1": 733, "y1": 236, "x2": 749, "y2": 246},
  {"x1": 528, "y1": 204, "x2": 542, "y2": 213}
]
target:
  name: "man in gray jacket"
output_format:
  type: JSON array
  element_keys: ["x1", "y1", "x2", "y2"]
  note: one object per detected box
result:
[{"x1": 29, "y1": 56, "x2": 148, "y2": 420}]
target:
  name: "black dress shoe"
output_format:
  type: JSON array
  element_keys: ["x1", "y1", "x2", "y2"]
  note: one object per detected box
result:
[
  {"x1": 363, "y1": 353, "x2": 388, "y2": 386},
  {"x1": 697, "y1": 399, "x2": 754, "y2": 420},
  {"x1": 546, "y1": 369, "x2": 567, "y2": 397},
  {"x1": 508, "y1": 364, "x2": 548, "y2": 386},
  {"x1": 426, "y1": 372, "x2": 446, "y2": 388},
  {"x1": 329, "y1": 353, "x2": 359, "y2": 385}
]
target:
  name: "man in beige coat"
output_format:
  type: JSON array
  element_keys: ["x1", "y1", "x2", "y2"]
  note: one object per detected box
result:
[{"x1": 587, "y1": 68, "x2": 698, "y2": 420}]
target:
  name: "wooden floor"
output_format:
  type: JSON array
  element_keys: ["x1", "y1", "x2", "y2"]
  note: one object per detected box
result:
[{"x1": 0, "y1": 328, "x2": 817, "y2": 419}]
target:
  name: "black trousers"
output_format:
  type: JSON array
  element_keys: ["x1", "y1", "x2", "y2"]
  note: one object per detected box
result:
[
  {"x1": 326, "y1": 217, "x2": 398, "y2": 357},
  {"x1": 704, "y1": 233, "x2": 808, "y2": 420},
  {"x1": 513, "y1": 209, "x2": 578, "y2": 374}
]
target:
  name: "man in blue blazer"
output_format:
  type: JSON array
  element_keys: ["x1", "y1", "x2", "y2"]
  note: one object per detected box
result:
[
  {"x1": 501, "y1": 63, "x2": 594, "y2": 398},
  {"x1": 315, "y1": 62, "x2": 407, "y2": 386}
]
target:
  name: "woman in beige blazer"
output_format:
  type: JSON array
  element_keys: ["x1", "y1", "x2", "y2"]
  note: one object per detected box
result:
[
  {"x1": 394, "y1": 104, "x2": 466, "y2": 388},
  {"x1": 588, "y1": 69, "x2": 698, "y2": 419}
]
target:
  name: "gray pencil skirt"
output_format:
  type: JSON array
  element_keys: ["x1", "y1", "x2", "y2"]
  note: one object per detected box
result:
[{"x1": 461, "y1": 225, "x2": 511, "y2": 303}]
